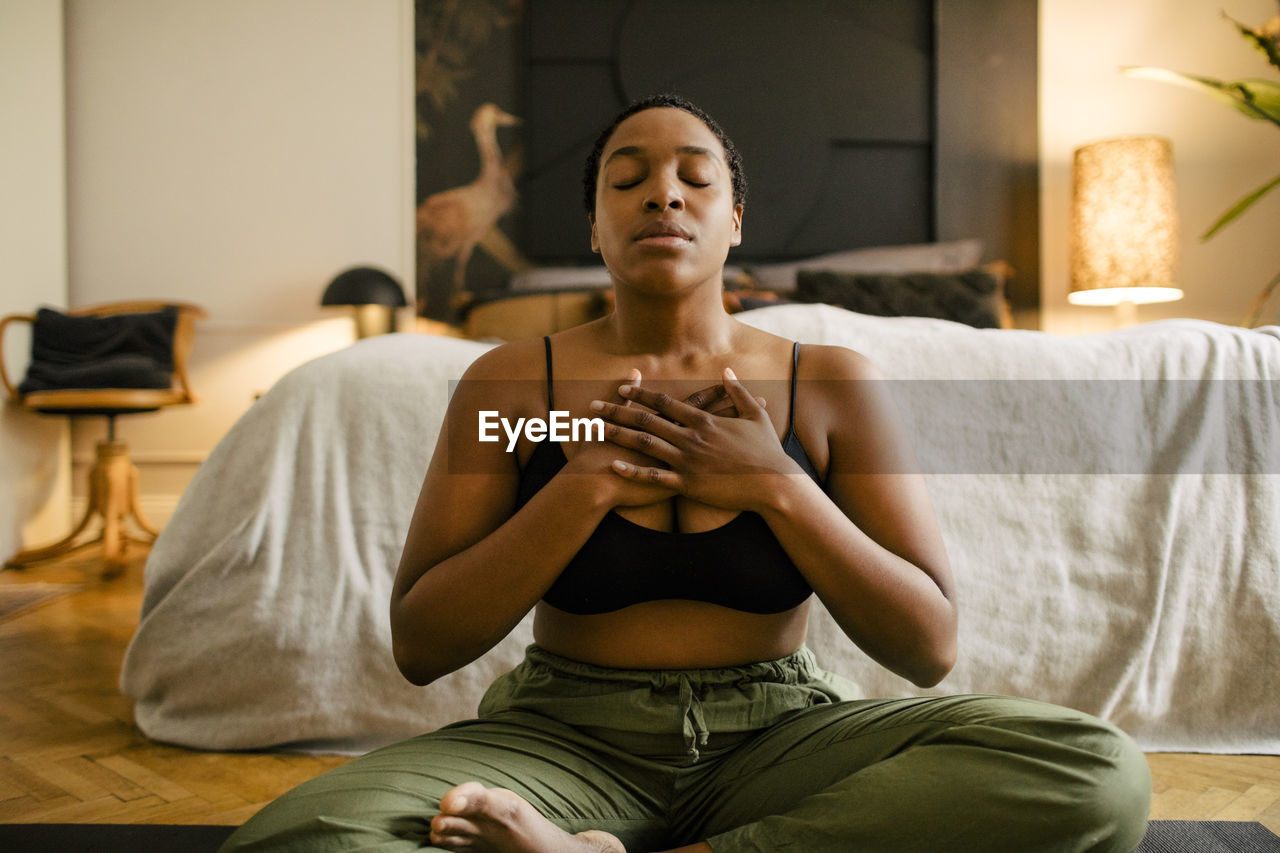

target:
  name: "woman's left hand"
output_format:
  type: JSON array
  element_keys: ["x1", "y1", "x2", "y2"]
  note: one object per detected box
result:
[{"x1": 589, "y1": 368, "x2": 804, "y2": 512}]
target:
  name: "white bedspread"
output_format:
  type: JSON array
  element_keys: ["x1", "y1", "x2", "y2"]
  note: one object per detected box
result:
[{"x1": 121, "y1": 306, "x2": 1280, "y2": 754}]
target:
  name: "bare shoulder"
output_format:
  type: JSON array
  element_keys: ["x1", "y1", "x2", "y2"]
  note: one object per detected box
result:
[
  {"x1": 458, "y1": 337, "x2": 546, "y2": 381},
  {"x1": 795, "y1": 344, "x2": 896, "y2": 446},
  {"x1": 451, "y1": 337, "x2": 548, "y2": 419},
  {"x1": 798, "y1": 342, "x2": 885, "y2": 382},
  {"x1": 782, "y1": 343, "x2": 888, "y2": 476}
]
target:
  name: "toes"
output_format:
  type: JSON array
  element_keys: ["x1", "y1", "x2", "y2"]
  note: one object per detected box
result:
[
  {"x1": 430, "y1": 830, "x2": 475, "y2": 850},
  {"x1": 431, "y1": 814, "x2": 480, "y2": 837},
  {"x1": 438, "y1": 781, "x2": 488, "y2": 816},
  {"x1": 430, "y1": 812, "x2": 484, "y2": 850}
]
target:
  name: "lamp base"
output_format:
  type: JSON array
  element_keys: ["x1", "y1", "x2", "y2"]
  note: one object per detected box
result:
[{"x1": 353, "y1": 304, "x2": 397, "y2": 338}]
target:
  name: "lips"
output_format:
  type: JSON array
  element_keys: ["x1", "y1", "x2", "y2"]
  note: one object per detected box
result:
[{"x1": 634, "y1": 221, "x2": 693, "y2": 241}]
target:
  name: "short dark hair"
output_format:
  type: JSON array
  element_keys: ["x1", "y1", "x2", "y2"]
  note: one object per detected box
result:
[{"x1": 582, "y1": 94, "x2": 747, "y2": 215}]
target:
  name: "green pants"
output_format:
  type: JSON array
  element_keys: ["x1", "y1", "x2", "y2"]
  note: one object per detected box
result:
[{"x1": 222, "y1": 646, "x2": 1151, "y2": 852}]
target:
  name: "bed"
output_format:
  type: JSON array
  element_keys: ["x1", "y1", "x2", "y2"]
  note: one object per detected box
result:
[{"x1": 120, "y1": 301, "x2": 1280, "y2": 755}]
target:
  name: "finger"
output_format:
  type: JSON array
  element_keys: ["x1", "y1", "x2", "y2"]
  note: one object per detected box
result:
[
  {"x1": 617, "y1": 383, "x2": 709, "y2": 425},
  {"x1": 705, "y1": 398, "x2": 739, "y2": 417},
  {"x1": 621, "y1": 368, "x2": 641, "y2": 408},
  {"x1": 704, "y1": 395, "x2": 767, "y2": 418},
  {"x1": 683, "y1": 383, "x2": 728, "y2": 411},
  {"x1": 721, "y1": 367, "x2": 767, "y2": 417},
  {"x1": 612, "y1": 459, "x2": 683, "y2": 491},
  {"x1": 595, "y1": 417, "x2": 682, "y2": 463},
  {"x1": 593, "y1": 399, "x2": 684, "y2": 443}
]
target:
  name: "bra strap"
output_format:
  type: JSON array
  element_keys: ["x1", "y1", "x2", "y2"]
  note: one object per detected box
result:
[
  {"x1": 543, "y1": 336, "x2": 554, "y2": 413},
  {"x1": 788, "y1": 341, "x2": 800, "y2": 431}
]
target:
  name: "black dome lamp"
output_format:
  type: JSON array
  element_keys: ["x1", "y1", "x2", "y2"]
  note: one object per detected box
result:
[{"x1": 320, "y1": 266, "x2": 408, "y2": 338}]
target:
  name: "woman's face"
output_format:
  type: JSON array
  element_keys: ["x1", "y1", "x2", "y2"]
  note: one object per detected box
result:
[{"x1": 590, "y1": 107, "x2": 743, "y2": 292}]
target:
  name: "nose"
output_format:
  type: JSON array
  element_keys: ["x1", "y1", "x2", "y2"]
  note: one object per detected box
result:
[{"x1": 643, "y1": 173, "x2": 684, "y2": 211}]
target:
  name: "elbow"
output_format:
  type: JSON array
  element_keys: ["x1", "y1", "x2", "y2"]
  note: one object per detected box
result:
[
  {"x1": 390, "y1": 617, "x2": 464, "y2": 686},
  {"x1": 389, "y1": 604, "x2": 437, "y2": 686},
  {"x1": 391, "y1": 621, "x2": 492, "y2": 687},
  {"x1": 393, "y1": 639, "x2": 444, "y2": 687},
  {"x1": 912, "y1": 592, "x2": 959, "y2": 688},
  {"x1": 904, "y1": 612, "x2": 958, "y2": 688},
  {"x1": 908, "y1": 641, "x2": 957, "y2": 688}
]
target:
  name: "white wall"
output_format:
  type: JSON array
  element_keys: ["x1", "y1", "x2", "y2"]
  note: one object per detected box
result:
[
  {"x1": 1041, "y1": 0, "x2": 1280, "y2": 335},
  {"x1": 0, "y1": 0, "x2": 71, "y2": 561},
  {"x1": 14, "y1": 1, "x2": 1278, "y2": 542},
  {"x1": 63, "y1": 0, "x2": 415, "y2": 524}
]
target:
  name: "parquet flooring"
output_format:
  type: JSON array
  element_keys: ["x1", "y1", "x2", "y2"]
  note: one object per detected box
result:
[
  {"x1": 0, "y1": 549, "x2": 349, "y2": 826},
  {"x1": 1, "y1": 547, "x2": 1278, "y2": 833}
]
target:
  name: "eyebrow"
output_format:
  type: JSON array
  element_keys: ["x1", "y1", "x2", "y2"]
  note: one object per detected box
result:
[{"x1": 603, "y1": 145, "x2": 722, "y2": 166}]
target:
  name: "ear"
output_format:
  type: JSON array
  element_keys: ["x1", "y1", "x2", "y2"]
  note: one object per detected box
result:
[
  {"x1": 729, "y1": 204, "x2": 744, "y2": 247},
  {"x1": 589, "y1": 214, "x2": 600, "y2": 254}
]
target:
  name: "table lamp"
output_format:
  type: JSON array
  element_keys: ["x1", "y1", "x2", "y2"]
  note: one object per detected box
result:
[
  {"x1": 321, "y1": 266, "x2": 407, "y2": 338},
  {"x1": 1069, "y1": 136, "x2": 1183, "y2": 325}
]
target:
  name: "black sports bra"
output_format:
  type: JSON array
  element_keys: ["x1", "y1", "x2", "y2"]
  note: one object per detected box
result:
[{"x1": 516, "y1": 338, "x2": 823, "y2": 615}]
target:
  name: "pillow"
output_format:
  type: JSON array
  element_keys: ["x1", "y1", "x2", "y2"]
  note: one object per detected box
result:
[
  {"x1": 792, "y1": 269, "x2": 1005, "y2": 329},
  {"x1": 509, "y1": 266, "x2": 613, "y2": 292},
  {"x1": 510, "y1": 265, "x2": 749, "y2": 292},
  {"x1": 18, "y1": 306, "x2": 177, "y2": 393},
  {"x1": 746, "y1": 239, "x2": 984, "y2": 293}
]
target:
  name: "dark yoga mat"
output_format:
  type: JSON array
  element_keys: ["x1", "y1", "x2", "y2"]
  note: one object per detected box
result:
[
  {"x1": 1138, "y1": 820, "x2": 1280, "y2": 852},
  {"x1": 0, "y1": 823, "x2": 236, "y2": 852},
  {"x1": 0, "y1": 819, "x2": 1276, "y2": 851}
]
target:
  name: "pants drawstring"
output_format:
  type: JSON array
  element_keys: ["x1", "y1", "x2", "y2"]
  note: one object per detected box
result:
[{"x1": 678, "y1": 674, "x2": 710, "y2": 761}]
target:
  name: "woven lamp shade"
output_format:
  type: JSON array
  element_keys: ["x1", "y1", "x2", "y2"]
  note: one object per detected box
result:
[{"x1": 1069, "y1": 137, "x2": 1183, "y2": 306}]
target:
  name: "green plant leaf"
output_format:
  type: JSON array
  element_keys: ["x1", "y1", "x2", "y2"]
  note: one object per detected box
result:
[
  {"x1": 1202, "y1": 171, "x2": 1280, "y2": 240},
  {"x1": 1232, "y1": 78, "x2": 1280, "y2": 124},
  {"x1": 1226, "y1": 12, "x2": 1280, "y2": 73},
  {"x1": 1123, "y1": 67, "x2": 1280, "y2": 127}
]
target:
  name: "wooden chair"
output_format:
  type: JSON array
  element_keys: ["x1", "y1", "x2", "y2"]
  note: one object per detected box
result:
[{"x1": 0, "y1": 301, "x2": 205, "y2": 574}]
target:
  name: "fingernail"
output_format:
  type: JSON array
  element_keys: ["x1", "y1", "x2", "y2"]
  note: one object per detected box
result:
[
  {"x1": 628, "y1": 368, "x2": 641, "y2": 381},
  {"x1": 725, "y1": 367, "x2": 737, "y2": 380},
  {"x1": 612, "y1": 460, "x2": 630, "y2": 472},
  {"x1": 589, "y1": 400, "x2": 604, "y2": 412},
  {"x1": 618, "y1": 384, "x2": 632, "y2": 395}
]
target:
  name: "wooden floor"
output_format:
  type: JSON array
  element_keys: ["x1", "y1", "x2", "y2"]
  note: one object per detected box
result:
[{"x1": 1, "y1": 547, "x2": 1279, "y2": 833}]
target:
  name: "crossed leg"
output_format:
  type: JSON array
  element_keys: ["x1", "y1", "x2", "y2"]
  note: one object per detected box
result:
[
  {"x1": 679, "y1": 694, "x2": 1152, "y2": 852},
  {"x1": 220, "y1": 715, "x2": 671, "y2": 853},
  {"x1": 430, "y1": 782, "x2": 717, "y2": 853},
  {"x1": 223, "y1": 695, "x2": 1150, "y2": 853},
  {"x1": 430, "y1": 782, "x2": 625, "y2": 852}
]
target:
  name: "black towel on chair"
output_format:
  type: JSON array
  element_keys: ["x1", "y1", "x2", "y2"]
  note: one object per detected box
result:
[{"x1": 18, "y1": 306, "x2": 177, "y2": 394}]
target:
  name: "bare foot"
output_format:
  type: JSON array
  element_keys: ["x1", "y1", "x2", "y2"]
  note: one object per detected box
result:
[{"x1": 429, "y1": 781, "x2": 626, "y2": 852}]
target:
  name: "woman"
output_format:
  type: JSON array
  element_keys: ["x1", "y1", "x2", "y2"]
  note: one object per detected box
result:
[{"x1": 223, "y1": 95, "x2": 1151, "y2": 853}]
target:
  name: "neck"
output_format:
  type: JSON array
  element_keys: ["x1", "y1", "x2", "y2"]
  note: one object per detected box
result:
[
  {"x1": 475, "y1": 127, "x2": 505, "y2": 176},
  {"x1": 606, "y1": 276, "x2": 736, "y2": 360}
]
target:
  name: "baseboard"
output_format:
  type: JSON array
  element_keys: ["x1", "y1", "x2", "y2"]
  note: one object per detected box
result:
[{"x1": 68, "y1": 494, "x2": 182, "y2": 530}]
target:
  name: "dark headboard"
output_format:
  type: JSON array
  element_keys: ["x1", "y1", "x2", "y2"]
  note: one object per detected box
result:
[{"x1": 517, "y1": 0, "x2": 1039, "y2": 326}]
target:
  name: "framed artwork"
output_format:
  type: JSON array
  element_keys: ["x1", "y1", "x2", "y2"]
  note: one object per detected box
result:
[{"x1": 414, "y1": 0, "x2": 523, "y2": 321}]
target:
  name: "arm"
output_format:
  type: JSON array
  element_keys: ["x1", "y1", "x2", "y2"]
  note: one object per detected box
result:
[
  {"x1": 596, "y1": 348, "x2": 957, "y2": 687},
  {"x1": 390, "y1": 347, "x2": 677, "y2": 686},
  {"x1": 756, "y1": 366, "x2": 956, "y2": 686}
]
